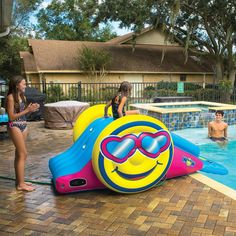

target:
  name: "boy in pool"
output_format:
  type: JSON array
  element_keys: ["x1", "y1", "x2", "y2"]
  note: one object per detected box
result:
[{"x1": 208, "y1": 110, "x2": 228, "y2": 142}]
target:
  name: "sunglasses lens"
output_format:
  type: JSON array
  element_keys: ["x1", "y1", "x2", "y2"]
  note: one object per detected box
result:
[
  {"x1": 106, "y1": 139, "x2": 136, "y2": 160},
  {"x1": 142, "y1": 135, "x2": 167, "y2": 155}
]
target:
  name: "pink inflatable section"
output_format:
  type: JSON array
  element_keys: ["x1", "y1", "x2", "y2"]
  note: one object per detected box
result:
[
  {"x1": 166, "y1": 147, "x2": 203, "y2": 179},
  {"x1": 56, "y1": 161, "x2": 105, "y2": 194}
]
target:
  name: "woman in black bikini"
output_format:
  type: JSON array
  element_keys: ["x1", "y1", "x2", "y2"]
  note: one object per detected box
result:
[
  {"x1": 104, "y1": 81, "x2": 139, "y2": 119},
  {"x1": 6, "y1": 76, "x2": 39, "y2": 192}
]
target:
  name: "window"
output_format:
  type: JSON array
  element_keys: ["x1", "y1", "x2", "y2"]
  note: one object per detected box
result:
[{"x1": 180, "y1": 74, "x2": 186, "y2": 82}]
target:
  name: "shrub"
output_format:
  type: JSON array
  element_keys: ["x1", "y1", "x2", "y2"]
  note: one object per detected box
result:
[
  {"x1": 68, "y1": 86, "x2": 78, "y2": 100},
  {"x1": 156, "y1": 81, "x2": 177, "y2": 90},
  {"x1": 100, "y1": 86, "x2": 117, "y2": 102},
  {"x1": 184, "y1": 88, "x2": 216, "y2": 101},
  {"x1": 143, "y1": 86, "x2": 157, "y2": 99},
  {"x1": 218, "y1": 79, "x2": 233, "y2": 102},
  {"x1": 184, "y1": 83, "x2": 202, "y2": 90},
  {"x1": 46, "y1": 84, "x2": 63, "y2": 102}
]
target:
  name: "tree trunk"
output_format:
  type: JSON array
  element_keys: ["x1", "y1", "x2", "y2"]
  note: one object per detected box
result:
[
  {"x1": 229, "y1": 69, "x2": 236, "y2": 88},
  {"x1": 215, "y1": 60, "x2": 223, "y2": 82}
]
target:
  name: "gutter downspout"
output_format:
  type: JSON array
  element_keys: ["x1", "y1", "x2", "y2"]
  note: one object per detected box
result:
[{"x1": 0, "y1": 26, "x2": 9, "y2": 37}]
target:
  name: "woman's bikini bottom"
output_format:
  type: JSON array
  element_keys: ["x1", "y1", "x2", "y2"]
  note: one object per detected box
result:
[{"x1": 8, "y1": 121, "x2": 27, "y2": 132}]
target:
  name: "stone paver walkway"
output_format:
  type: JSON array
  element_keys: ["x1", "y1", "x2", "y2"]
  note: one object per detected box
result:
[{"x1": 0, "y1": 122, "x2": 236, "y2": 235}]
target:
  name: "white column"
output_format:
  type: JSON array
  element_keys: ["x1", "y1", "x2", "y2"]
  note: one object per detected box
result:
[{"x1": 203, "y1": 74, "x2": 206, "y2": 89}]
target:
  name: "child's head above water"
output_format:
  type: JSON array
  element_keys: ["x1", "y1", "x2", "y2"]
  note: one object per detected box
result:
[
  {"x1": 118, "y1": 81, "x2": 132, "y2": 96},
  {"x1": 215, "y1": 110, "x2": 224, "y2": 117}
]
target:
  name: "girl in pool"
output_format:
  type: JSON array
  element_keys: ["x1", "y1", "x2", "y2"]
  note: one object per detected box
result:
[
  {"x1": 104, "y1": 81, "x2": 139, "y2": 119},
  {"x1": 6, "y1": 75, "x2": 40, "y2": 192}
]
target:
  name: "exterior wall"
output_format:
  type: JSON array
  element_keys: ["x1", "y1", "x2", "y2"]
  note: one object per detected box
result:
[
  {"x1": 26, "y1": 72, "x2": 214, "y2": 85},
  {"x1": 144, "y1": 74, "x2": 170, "y2": 82},
  {"x1": 104, "y1": 74, "x2": 124, "y2": 83},
  {"x1": 44, "y1": 74, "x2": 86, "y2": 83},
  {"x1": 125, "y1": 30, "x2": 179, "y2": 46},
  {"x1": 144, "y1": 74, "x2": 214, "y2": 84},
  {"x1": 27, "y1": 74, "x2": 40, "y2": 83},
  {"x1": 44, "y1": 73, "x2": 125, "y2": 83},
  {"x1": 124, "y1": 74, "x2": 143, "y2": 82},
  {"x1": 186, "y1": 74, "x2": 213, "y2": 84}
]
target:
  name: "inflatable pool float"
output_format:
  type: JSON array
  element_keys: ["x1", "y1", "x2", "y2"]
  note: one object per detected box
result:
[
  {"x1": 49, "y1": 104, "x2": 228, "y2": 194},
  {"x1": 199, "y1": 156, "x2": 228, "y2": 175},
  {"x1": 0, "y1": 114, "x2": 9, "y2": 123},
  {"x1": 92, "y1": 114, "x2": 173, "y2": 193}
]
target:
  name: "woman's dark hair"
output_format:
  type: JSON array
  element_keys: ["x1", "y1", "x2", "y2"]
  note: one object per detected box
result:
[
  {"x1": 7, "y1": 75, "x2": 26, "y2": 112},
  {"x1": 118, "y1": 81, "x2": 132, "y2": 97}
]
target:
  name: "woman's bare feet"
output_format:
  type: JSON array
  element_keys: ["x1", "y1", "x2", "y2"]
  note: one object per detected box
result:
[
  {"x1": 15, "y1": 181, "x2": 33, "y2": 186},
  {"x1": 16, "y1": 183, "x2": 35, "y2": 192}
]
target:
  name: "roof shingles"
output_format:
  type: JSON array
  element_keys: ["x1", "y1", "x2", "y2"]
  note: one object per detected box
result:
[
  {"x1": 24, "y1": 39, "x2": 213, "y2": 74},
  {"x1": 20, "y1": 51, "x2": 37, "y2": 73}
]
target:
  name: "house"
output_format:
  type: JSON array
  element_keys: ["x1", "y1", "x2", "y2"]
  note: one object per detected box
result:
[{"x1": 20, "y1": 28, "x2": 214, "y2": 86}]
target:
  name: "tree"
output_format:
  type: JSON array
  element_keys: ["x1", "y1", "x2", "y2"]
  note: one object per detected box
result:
[
  {"x1": 173, "y1": 1, "x2": 236, "y2": 87},
  {"x1": 0, "y1": 36, "x2": 28, "y2": 79},
  {"x1": 11, "y1": 0, "x2": 43, "y2": 37},
  {"x1": 98, "y1": 0, "x2": 236, "y2": 86},
  {"x1": 0, "y1": 0, "x2": 42, "y2": 80},
  {"x1": 77, "y1": 45, "x2": 111, "y2": 102},
  {"x1": 35, "y1": 0, "x2": 117, "y2": 41},
  {"x1": 77, "y1": 46, "x2": 111, "y2": 81}
]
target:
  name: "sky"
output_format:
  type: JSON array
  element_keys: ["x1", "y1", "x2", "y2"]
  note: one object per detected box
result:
[{"x1": 31, "y1": 0, "x2": 131, "y2": 36}]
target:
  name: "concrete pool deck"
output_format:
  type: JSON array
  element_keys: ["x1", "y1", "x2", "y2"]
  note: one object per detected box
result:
[{"x1": 0, "y1": 121, "x2": 236, "y2": 235}]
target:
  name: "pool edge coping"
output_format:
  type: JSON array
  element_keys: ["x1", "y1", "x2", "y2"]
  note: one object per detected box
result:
[{"x1": 191, "y1": 172, "x2": 236, "y2": 200}]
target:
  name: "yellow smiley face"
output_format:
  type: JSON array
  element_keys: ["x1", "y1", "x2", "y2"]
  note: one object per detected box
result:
[{"x1": 92, "y1": 115, "x2": 173, "y2": 193}]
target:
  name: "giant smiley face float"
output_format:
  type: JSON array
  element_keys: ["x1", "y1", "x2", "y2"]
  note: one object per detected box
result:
[
  {"x1": 92, "y1": 115, "x2": 173, "y2": 193},
  {"x1": 49, "y1": 105, "x2": 228, "y2": 194}
]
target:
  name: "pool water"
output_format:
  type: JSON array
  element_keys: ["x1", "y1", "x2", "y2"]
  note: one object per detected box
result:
[
  {"x1": 199, "y1": 140, "x2": 236, "y2": 190},
  {"x1": 173, "y1": 125, "x2": 236, "y2": 190},
  {"x1": 156, "y1": 104, "x2": 210, "y2": 111}
]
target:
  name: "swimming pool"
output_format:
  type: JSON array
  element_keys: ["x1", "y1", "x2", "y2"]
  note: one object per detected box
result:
[
  {"x1": 130, "y1": 101, "x2": 236, "y2": 130},
  {"x1": 200, "y1": 140, "x2": 236, "y2": 188},
  {"x1": 174, "y1": 125, "x2": 236, "y2": 195},
  {"x1": 154, "y1": 104, "x2": 210, "y2": 111}
]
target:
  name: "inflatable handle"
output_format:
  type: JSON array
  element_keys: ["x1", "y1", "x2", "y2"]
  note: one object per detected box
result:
[{"x1": 73, "y1": 104, "x2": 112, "y2": 141}]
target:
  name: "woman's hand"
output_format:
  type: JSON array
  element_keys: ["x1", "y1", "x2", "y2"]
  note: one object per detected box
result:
[{"x1": 27, "y1": 103, "x2": 40, "y2": 113}]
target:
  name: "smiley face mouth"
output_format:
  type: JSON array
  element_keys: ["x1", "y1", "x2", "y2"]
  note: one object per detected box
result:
[{"x1": 112, "y1": 161, "x2": 163, "y2": 180}]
